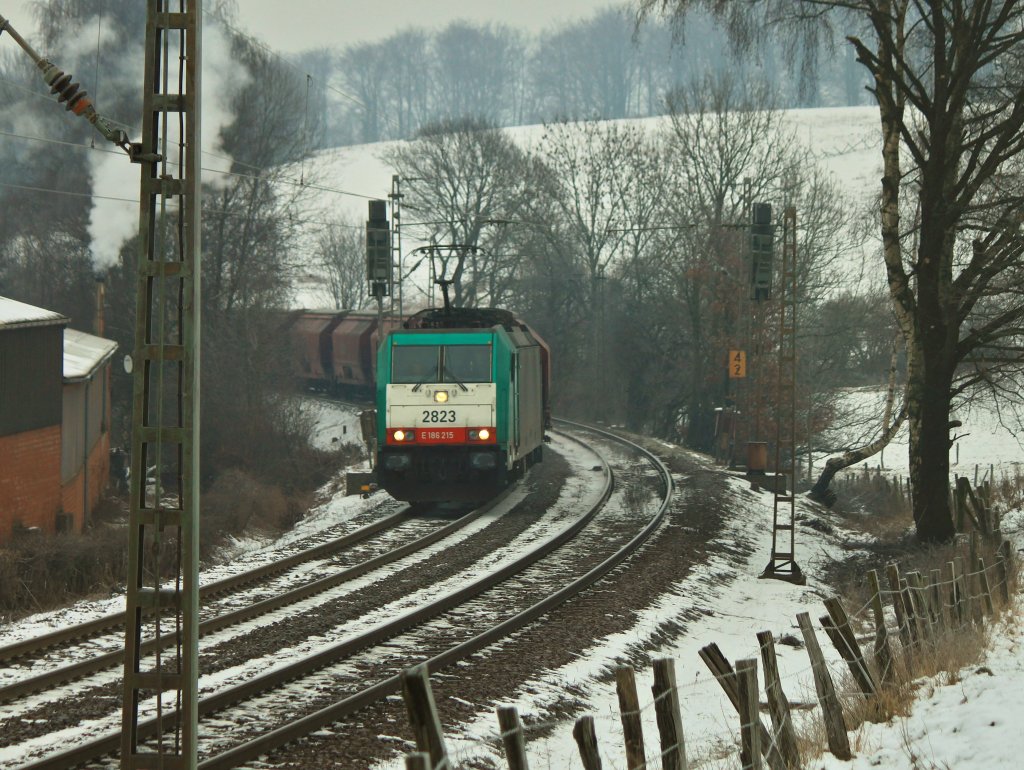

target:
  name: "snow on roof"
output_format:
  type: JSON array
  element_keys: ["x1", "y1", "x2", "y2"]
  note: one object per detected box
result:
[
  {"x1": 0, "y1": 296, "x2": 67, "y2": 330},
  {"x1": 63, "y1": 328, "x2": 117, "y2": 383}
]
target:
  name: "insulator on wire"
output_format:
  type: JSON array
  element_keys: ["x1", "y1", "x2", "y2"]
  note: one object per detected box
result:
[{"x1": 38, "y1": 60, "x2": 93, "y2": 116}]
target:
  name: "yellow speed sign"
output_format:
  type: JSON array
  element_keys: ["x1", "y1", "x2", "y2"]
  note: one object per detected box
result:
[{"x1": 728, "y1": 349, "x2": 746, "y2": 378}]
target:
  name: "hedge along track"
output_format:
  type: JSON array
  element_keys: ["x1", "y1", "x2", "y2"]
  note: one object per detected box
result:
[{"x1": 13, "y1": 424, "x2": 672, "y2": 770}]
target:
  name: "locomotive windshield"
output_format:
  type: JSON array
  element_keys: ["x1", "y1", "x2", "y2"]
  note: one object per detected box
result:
[
  {"x1": 443, "y1": 345, "x2": 491, "y2": 383},
  {"x1": 391, "y1": 345, "x2": 440, "y2": 384},
  {"x1": 391, "y1": 343, "x2": 491, "y2": 384}
]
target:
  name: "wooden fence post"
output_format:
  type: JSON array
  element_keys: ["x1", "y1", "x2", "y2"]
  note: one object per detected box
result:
[
  {"x1": 616, "y1": 666, "x2": 646, "y2": 770},
  {"x1": 736, "y1": 659, "x2": 762, "y2": 770},
  {"x1": 401, "y1": 664, "x2": 450, "y2": 770},
  {"x1": 998, "y1": 539, "x2": 1015, "y2": 601},
  {"x1": 885, "y1": 563, "x2": 914, "y2": 651},
  {"x1": 652, "y1": 658, "x2": 688, "y2": 770},
  {"x1": 953, "y1": 555, "x2": 972, "y2": 626},
  {"x1": 756, "y1": 631, "x2": 801, "y2": 770},
  {"x1": 867, "y1": 570, "x2": 895, "y2": 686},
  {"x1": 573, "y1": 715, "x2": 603, "y2": 770},
  {"x1": 822, "y1": 597, "x2": 878, "y2": 699},
  {"x1": 905, "y1": 573, "x2": 933, "y2": 642},
  {"x1": 796, "y1": 612, "x2": 851, "y2": 761},
  {"x1": 948, "y1": 560, "x2": 964, "y2": 627},
  {"x1": 497, "y1": 705, "x2": 530, "y2": 770},
  {"x1": 929, "y1": 569, "x2": 947, "y2": 632},
  {"x1": 698, "y1": 644, "x2": 787, "y2": 770},
  {"x1": 997, "y1": 541, "x2": 1012, "y2": 606},
  {"x1": 977, "y1": 557, "x2": 995, "y2": 617},
  {"x1": 968, "y1": 536, "x2": 985, "y2": 624},
  {"x1": 900, "y1": 578, "x2": 925, "y2": 644},
  {"x1": 405, "y1": 753, "x2": 431, "y2": 770}
]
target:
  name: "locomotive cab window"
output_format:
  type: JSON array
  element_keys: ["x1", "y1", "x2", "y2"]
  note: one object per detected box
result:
[
  {"x1": 392, "y1": 345, "x2": 440, "y2": 384},
  {"x1": 442, "y1": 345, "x2": 491, "y2": 383}
]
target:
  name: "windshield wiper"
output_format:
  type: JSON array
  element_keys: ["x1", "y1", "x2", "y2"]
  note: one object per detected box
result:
[{"x1": 443, "y1": 367, "x2": 469, "y2": 391}]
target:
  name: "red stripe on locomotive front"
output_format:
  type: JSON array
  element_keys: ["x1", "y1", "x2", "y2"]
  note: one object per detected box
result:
[{"x1": 386, "y1": 428, "x2": 497, "y2": 445}]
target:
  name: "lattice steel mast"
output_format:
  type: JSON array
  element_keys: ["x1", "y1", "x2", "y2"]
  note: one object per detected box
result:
[
  {"x1": 761, "y1": 206, "x2": 804, "y2": 584},
  {"x1": 121, "y1": 2, "x2": 202, "y2": 768}
]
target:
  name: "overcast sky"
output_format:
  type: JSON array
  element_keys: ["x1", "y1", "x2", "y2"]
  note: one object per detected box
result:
[{"x1": 10, "y1": 1, "x2": 624, "y2": 54}]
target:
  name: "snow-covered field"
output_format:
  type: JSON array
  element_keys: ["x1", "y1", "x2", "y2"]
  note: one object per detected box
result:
[
  {"x1": 288, "y1": 106, "x2": 882, "y2": 310},
  {"x1": 820, "y1": 387, "x2": 1024, "y2": 482}
]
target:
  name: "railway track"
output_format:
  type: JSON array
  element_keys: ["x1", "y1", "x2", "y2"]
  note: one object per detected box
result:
[
  {"x1": 0, "y1": 501, "x2": 408, "y2": 666},
  {"x1": 0, "y1": 501, "x2": 501, "y2": 704},
  {"x1": 4, "y1": 423, "x2": 673, "y2": 770}
]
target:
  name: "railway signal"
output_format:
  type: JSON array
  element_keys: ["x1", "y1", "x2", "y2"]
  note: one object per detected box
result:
[
  {"x1": 367, "y1": 198, "x2": 392, "y2": 298},
  {"x1": 750, "y1": 202, "x2": 774, "y2": 301}
]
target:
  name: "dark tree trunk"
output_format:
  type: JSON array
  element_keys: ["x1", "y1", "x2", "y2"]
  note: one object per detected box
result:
[{"x1": 907, "y1": 366, "x2": 956, "y2": 542}]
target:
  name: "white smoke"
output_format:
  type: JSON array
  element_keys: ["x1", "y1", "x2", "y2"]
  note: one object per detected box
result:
[{"x1": 87, "y1": 18, "x2": 251, "y2": 270}]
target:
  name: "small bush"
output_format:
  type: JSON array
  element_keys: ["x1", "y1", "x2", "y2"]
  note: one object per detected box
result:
[{"x1": 0, "y1": 521, "x2": 129, "y2": 616}]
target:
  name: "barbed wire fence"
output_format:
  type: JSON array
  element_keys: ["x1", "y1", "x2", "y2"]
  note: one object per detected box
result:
[{"x1": 391, "y1": 525, "x2": 1017, "y2": 770}]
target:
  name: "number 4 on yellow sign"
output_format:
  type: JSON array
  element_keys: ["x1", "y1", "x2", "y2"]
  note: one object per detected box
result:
[{"x1": 728, "y1": 349, "x2": 746, "y2": 378}]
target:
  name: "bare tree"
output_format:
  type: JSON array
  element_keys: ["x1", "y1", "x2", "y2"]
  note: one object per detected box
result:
[
  {"x1": 431, "y1": 22, "x2": 526, "y2": 125},
  {"x1": 314, "y1": 217, "x2": 368, "y2": 309},
  {"x1": 384, "y1": 118, "x2": 534, "y2": 308}
]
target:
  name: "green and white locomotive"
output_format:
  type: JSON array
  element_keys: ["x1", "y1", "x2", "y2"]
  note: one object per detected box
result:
[{"x1": 376, "y1": 306, "x2": 550, "y2": 503}]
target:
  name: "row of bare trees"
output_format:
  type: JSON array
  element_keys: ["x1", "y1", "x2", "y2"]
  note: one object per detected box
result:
[
  {"x1": 307, "y1": 6, "x2": 872, "y2": 147},
  {"x1": 384, "y1": 77, "x2": 877, "y2": 469}
]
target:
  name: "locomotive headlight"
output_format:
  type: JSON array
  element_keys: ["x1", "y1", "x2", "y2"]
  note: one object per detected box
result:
[
  {"x1": 433, "y1": 390, "x2": 449, "y2": 403},
  {"x1": 393, "y1": 429, "x2": 407, "y2": 442},
  {"x1": 478, "y1": 428, "x2": 491, "y2": 440}
]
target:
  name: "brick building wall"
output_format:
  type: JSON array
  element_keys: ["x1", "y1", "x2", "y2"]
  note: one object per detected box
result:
[
  {"x1": 60, "y1": 432, "x2": 111, "y2": 530},
  {"x1": 0, "y1": 425, "x2": 62, "y2": 538}
]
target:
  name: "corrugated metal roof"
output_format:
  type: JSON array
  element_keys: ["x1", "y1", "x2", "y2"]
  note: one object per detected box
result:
[
  {"x1": 0, "y1": 296, "x2": 67, "y2": 329},
  {"x1": 63, "y1": 328, "x2": 118, "y2": 382}
]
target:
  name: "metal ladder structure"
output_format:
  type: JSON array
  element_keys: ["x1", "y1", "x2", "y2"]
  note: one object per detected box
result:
[
  {"x1": 121, "y1": 2, "x2": 202, "y2": 768},
  {"x1": 761, "y1": 206, "x2": 805, "y2": 585}
]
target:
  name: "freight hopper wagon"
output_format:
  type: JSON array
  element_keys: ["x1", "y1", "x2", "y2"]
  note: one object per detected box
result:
[{"x1": 376, "y1": 307, "x2": 550, "y2": 503}]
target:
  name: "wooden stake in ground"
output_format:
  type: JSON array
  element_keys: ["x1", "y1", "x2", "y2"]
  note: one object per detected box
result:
[
  {"x1": 823, "y1": 597, "x2": 878, "y2": 699},
  {"x1": 905, "y1": 573, "x2": 933, "y2": 642},
  {"x1": 756, "y1": 631, "x2": 801, "y2": 770},
  {"x1": 573, "y1": 715, "x2": 603, "y2": 770},
  {"x1": 736, "y1": 659, "x2": 763, "y2": 770},
  {"x1": 886, "y1": 563, "x2": 914, "y2": 652},
  {"x1": 405, "y1": 753, "x2": 430, "y2": 770},
  {"x1": 977, "y1": 557, "x2": 995, "y2": 617},
  {"x1": 401, "y1": 664, "x2": 450, "y2": 770},
  {"x1": 698, "y1": 643, "x2": 787, "y2": 770},
  {"x1": 867, "y1": 570, "x2": 896, "y2": 685},
  {"x1": 616, "y1": 666, "x2": 646, "y2": 770},
  {"x1": 796, "y1": 612, "x2": 851, "y2": 760},
  {"x1": 496, "y1": 706, "x2": 530, "y2": 770},
  {"x1": 997, "y1": 541, "x2": 1012, "y2": 606},
  {"x1": 652, "y1": 658, "x2": 689, "y2": 770},
  {"x1": 929, "y1": 569, "x2": 947, "y2": 632}
]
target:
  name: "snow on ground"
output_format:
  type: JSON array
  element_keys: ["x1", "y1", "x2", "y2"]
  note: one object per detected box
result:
[
  {"x1": 820, "y1": 387, "x2": 1024, "y2": 482},
  {"x1": 4, "y1": 403, "x2": 1022, "y2": 768},
  {"x1": 374, "y1": 454, "x2": 1024, "y2": 770},
  {"x1": 305, "y1": 397, "x2": 368, "y2": 452}
]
